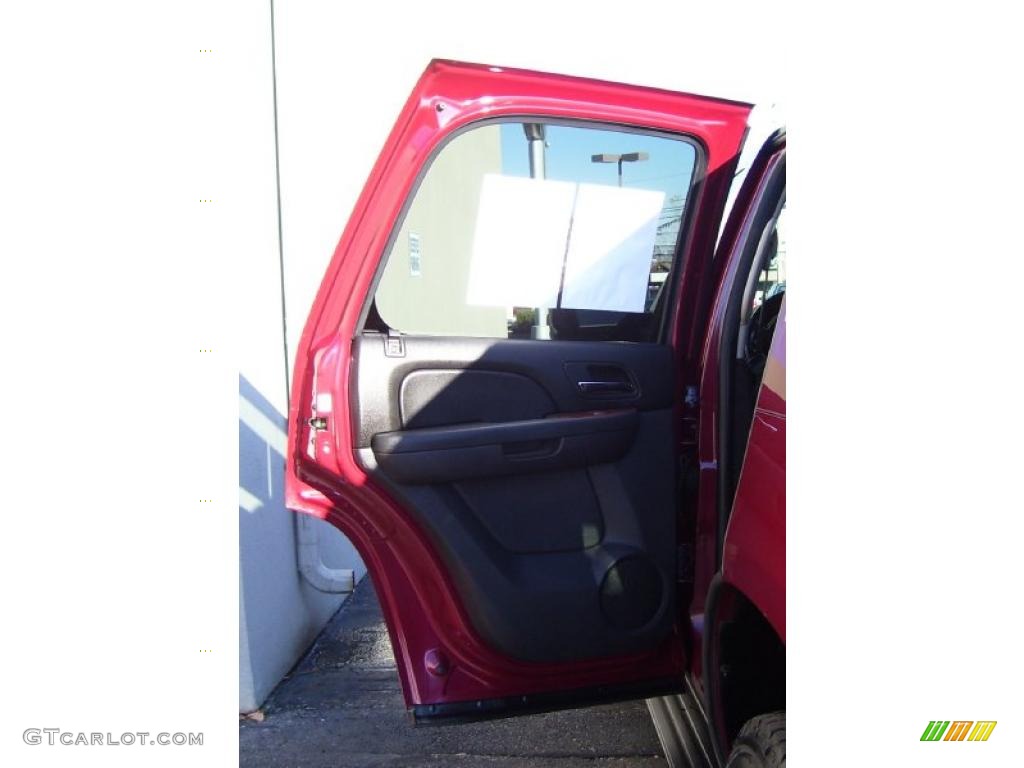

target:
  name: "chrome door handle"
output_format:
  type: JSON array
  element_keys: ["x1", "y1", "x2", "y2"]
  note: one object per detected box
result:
[{"x1": 577, "y1": 380, "x2": 636, "y2": 394}]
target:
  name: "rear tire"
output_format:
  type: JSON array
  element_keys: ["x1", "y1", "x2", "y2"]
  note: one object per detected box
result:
[{"x1": 725, "y1": 712, "x2": 786, "y2": 768}]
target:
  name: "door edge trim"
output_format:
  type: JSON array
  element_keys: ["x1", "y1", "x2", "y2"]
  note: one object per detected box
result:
[{"x1": 411, "y1": 676, "x2": 682, "y2": 726}]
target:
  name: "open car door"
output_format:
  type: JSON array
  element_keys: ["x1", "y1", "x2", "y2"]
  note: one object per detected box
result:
[{"x1": 285, "y1": 60, "x2": 751, "y2": 722}]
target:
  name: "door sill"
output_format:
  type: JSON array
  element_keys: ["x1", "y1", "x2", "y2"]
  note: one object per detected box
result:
[
  {"x1": 646, "y1": 677, "x2": 717, "y2": 768},
  {"x1": 412, "y1": 676, "x2": 682, "y2": 726}
]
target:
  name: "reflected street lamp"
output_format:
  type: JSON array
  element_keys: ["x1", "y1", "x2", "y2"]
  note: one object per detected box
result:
[
  {"x1": 591, "y1": 151, "x2": 649, "y2": 186},
  {"x1": 524, "y1": 123, "x2": 550, "y2": 339}
]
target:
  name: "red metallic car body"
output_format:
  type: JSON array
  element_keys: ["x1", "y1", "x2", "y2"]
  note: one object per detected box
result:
[{"x1": 284, "y1": 60, "x2": 785, "y2": 766}]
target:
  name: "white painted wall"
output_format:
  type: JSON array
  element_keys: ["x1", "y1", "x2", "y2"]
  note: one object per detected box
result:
[
  {"x1": 238, "y1": 369, "x2": 366, "y2": 713},
  {"x1": 236, "y1": 1, "x2": 367, "y2": 714},
  {"x1": 236, "y1": 224, "x2": 367, "y2": 711}
]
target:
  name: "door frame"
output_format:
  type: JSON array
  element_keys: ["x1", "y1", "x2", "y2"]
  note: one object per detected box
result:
[{"x1": 285, "y1": 59, "x2": 752, "y2": 713}]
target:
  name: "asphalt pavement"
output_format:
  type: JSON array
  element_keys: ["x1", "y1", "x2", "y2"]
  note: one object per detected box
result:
[{"x1": 239, "y1": 577, "x2": 668, "y2": 767}]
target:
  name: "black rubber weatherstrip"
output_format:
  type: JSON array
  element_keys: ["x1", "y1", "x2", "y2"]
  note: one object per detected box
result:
[{"x1": 702, "y1": 573, "x2": 728, "y2": 766}]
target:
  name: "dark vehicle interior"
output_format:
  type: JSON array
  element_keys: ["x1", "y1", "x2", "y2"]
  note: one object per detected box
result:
[
  {"x1": 350, "y1": 119, "x2": 705, "y2": 664},
  {"x1": 718, "y1": 154, "x2": 786, "y2": 530},
  {"x1": 347, "y1": 122, "x2": 786, "y2": 671},
  {"x1": 353, "y1": 334, "x2": 678, "y2": 662}
]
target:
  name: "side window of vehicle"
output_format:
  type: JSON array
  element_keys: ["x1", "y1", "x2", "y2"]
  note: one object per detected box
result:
[
  {"x1": 752, "y1": 204, "x2": 786, "y2": 310},
  {"x1": 369, "y1": 121, "x2": 698, "y2": 342},
  {"x1": 744, "y1": 204, "x2": 786, "y2": 379}
]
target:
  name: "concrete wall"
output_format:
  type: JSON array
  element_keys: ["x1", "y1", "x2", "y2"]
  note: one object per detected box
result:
[
  {"x1": 238, "y1": 374, "x2": 366, "y2": 713},
  {"x1": 237, "y1": 234, "x2": 368, "y2": 713}
]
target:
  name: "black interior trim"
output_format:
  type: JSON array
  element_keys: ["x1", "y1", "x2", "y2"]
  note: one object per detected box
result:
[
  {"x1": 353, "y1": 335, "x2": 678, "y2": 662},
  {"x1": 702, "y1": 573, "x2": 728, "y2": 767},
  {"x1": 372, "y1": 409, "x2": 637, "y2": 484},
  {"x1": 353, "y1": 335, "x2": 674, "y2": 448},
  {"x1": 716, "y1": 145, "x2": 786, "y2": 566},
  {"x1": 374, "y1": 408, "x2": 636, "y2": 454}
]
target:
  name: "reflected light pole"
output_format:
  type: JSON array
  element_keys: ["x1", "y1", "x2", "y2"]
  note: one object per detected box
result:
[
  {"x1": 591, "y1": 151, "x2": 649, "y2": 186},
  {"x1": 524, "y1": 123, "x2": 550, "y2": 339}
]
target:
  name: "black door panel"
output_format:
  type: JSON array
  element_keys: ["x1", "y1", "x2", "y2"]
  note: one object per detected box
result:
[
  {"x1": 400, "y1": 369, "x2": 555, "y2": 429},
  {"x1": 353, "y1": 334, "x2": 676, "y2": 662},
  {"x1": 352, "y1": 336, "x2": 674, "y2": 447},
  {"x1": 371, "y1": 409, "x2": 638, "y2": 484}
]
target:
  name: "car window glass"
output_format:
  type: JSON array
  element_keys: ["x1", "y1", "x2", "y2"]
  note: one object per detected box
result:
[
  {"x1": 371, "y1": 121, "x2": 697, "y2": 342},
  {"x1": 752, "y1": 205, "x2": 787, "y2": 311}
]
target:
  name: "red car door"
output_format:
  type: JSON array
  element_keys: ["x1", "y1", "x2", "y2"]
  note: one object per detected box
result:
[
  {"x1": 723, "y1": 297, "x2": 786, "y2": 642},
  {"x1": 285, "y1": 60, "x2": 751, "y2": 722}
]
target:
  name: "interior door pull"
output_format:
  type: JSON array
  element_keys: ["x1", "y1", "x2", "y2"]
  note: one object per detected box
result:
[{"x1": 577, "y1": 380, "x2": 635, "y2": 394}]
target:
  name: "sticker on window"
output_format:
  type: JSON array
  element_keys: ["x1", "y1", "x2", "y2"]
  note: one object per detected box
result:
[{"x1": 408, "y1": 232, "x2": 421, "y2": 276}]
